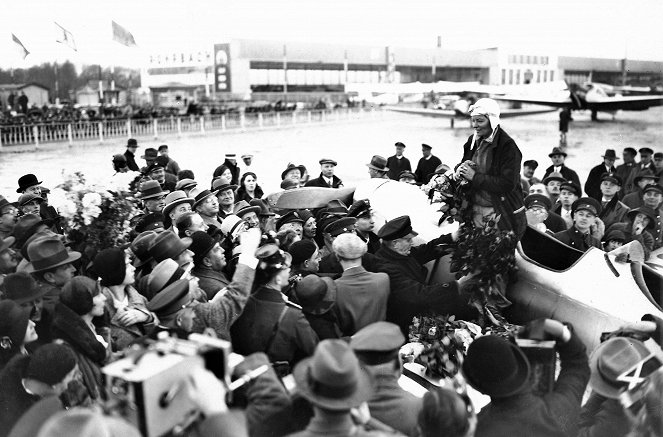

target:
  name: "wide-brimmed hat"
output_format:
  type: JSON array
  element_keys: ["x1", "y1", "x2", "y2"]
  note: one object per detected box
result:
[
  {"x1": 141, "y1": 147, "x2": 158, "y2": 160},
  {"x1": 589, "y1": 337, "x2": 652, "y2": 399},
  {"x1": 281, "y1": 163, "x2": 306, "y2": 180},
  {"x1": 148, "y1": 259, "x2": 186, "y2": 297},
  {"x1": 626, "y1": 206, "x2": 657, "y2": 228},
  {"x1": 175, "y1": 178, "x2": 198, "y2": 192},
  {"x1": 249, "y1": 198, "x2": 275, "y2": 217},
  {"x1": 542, "y1": 172, "x2": 566, "y2": 185},
  {"x1": 633, "y1": 169, "x2": 659, "y2": 185},
  {"x1": 293, "y1": 339, "x2": 374, "y2": 410},
  {"x1": 220, "y1": 214, "x2": 246, "y2": 237},
  {"x1": 211, "y1": 176, "x2": 238, "y2": 193},
  {"x1": 130, "y1": 231, "x2": 159, "y2": 268},
  {"x1": 294, "y1": 275, "x2": 336, "y2": 315},
  {"x1": 462, "y1": 335, "x2": 531, "y2": 397},
  {"x1": 162, "y1": 191, "x2": 194, "y2": 217},
  {"x1": 16, "y1": 174, "x2": 42, "y2": 193},
  {"x1": 548, "y1": 147, "x2": 567, "y2": 158},
  {"x1": 24, "y1": 236, "x2": 81, "y2": 273},
  {"x1": 3, "y1": 271, "x2": 49, "y2": 304},
  {"x1": 12, "y1": 215, "x2": 46, "y2": 249},
  {"x1": 18, "y1": 193, "x2": 43, "y2": 207},
  {"x1": 234, "y1": 200, "x2": 261, "y2": 218},
  {"x1": 601, "y1": 149, "x2": 619, "y2": 160},
  {"x1": 138, "y1": 180, "x2": 169, "y2": 200},
  {"x1": 148, "y1": 231, "x2": 192, "y2": 263},
  {"x1": 366, "y1": 155, "x2": 389, "y2": 172},
  {"x1": 191, "y1": 187, "x2": 219, "y2": 211}
]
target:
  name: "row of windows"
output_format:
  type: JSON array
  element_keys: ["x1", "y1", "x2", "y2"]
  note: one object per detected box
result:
[
  {"x1": 507, "y1": 55, "x2": 550, "y2": 66},
  {"x1": 501, "y1": 69, "x2": 556, "y2": 85},
  {"x1": 248, "y1": 69, "x2": 402, "y2": 85}
]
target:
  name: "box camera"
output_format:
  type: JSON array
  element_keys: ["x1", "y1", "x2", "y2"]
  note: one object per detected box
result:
[{"x1": 102, "y1": 332, "x2": 242, "y2": 437}]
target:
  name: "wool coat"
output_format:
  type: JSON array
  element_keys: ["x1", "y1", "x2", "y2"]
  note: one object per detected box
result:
[{"x1": 333, "y1": 266, "x2": 390, "y2": 336}]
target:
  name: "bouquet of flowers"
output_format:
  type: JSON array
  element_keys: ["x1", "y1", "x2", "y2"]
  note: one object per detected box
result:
[
  {"x1": 48, "y1": 171, "x2": 141, "y2": 260},
  {"x1": 421, "y1": 162, "x2": 476, "y2": 225}
]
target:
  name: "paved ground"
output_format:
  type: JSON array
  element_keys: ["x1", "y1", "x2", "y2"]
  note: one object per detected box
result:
[{"x1": 1, "y1": 106, "x2": 661, "y2": 196}]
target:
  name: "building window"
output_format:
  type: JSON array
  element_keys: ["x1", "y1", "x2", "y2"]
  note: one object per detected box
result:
[
  {"x1": 516, "y1": 70, "x2": 520, "y2": 84},
  {"x1": 550, "y1": 70, "x2": 555, "y2": 81},
  {"x1": 543, "y1": 70, "x2": 548, "y2": 82},
  {"x1": 501, "y1": 69, "x2": 506, "y2": 85},
  {"x1": 509, "y1": 69, "x2": 513, "y2": 84},
  {"x1": 537, "y1": 70, "x2": 541, "y2": 83}
]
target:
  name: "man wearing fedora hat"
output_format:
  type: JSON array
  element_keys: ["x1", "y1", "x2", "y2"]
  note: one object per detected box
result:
[
  {"x1": 305, "y1": 159, "x2": 344, "y2": 188},
  {"x1": 543, "y1": 147, "x2": 581, "y2": 189},
  {"x1": 3, "y1": 271, "x2": 53, "y2": 349},
  {"x1": 189, "y1": 231, "x2": 228, "y2": 300},
  {"x1": 366, "y1": 155, "x2": 390, "y2": 180},
  {"x1": 463, "y1": 318, "x2": 589, "y2": 437},
  {"x1": 124, "y1": 138, "x2": 140, "y2": 171},
  {"x1": 211, "y1": 177, "x2": 238, "y2": 220},
  {"x1": 137, "y1": 180, "x2": 169, "y2": 214},
  {"x1": 293, "y1": 274, "x2": 342, "y2": 340},
  {"x1": 23, "y1": 236, "x2": 81, "y2": 314},
  {"x1": 386, "y1": 142, "x2": 411, "y2": 181},
  {"x1": 281, "y1": 163, "x2": 306, "y2": 183},
  {"x1": 553, "y1": 197, "x2": 603, "y2": 252},
  {"x1": 249, "y1": 198, "x2": 276, "y2": 233},
  {"x1": 162, "y1": 190, "x2": 194, "y2": 232},
  {"x1": 332, "y1": 233, "x2": 389, "y2": 337},
  {"x1": 584, "y1": 149, "x2": 619, "y2": 201},
  {"x1": 414, "y1": 144, "x2": 442, "y2": 184},
  {"x1": 290, "y1": 339, "x2": 384, "y2": 437},
  {"x1": 190, "y1": 186, "x2": 223, "y2": 230}
]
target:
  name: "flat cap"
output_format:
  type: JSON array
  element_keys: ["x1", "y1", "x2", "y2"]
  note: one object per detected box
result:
[
  {"x1": 350, "y1": 321, "x2": 405, "y2": 365},
  {"x1": 600, "y1": 172, "x2": 622, "y2": 186},
  {"x1": 377, "y1": 215, "x2": 418, "y2": 241},
  {"x1": 524, "y1": 194, "x2": 552, "y2": 210},
  {"x1": 639, "y1": 147, "x2": 654, "y2": 155},
  {"x1": 323, "y1": 217, "x2": 357, "y2": 237},
  {"x1": 319, "y1": 158, "x2": 337, "y2": 166},
  {"x1": 146, "y1": 279, "x2": 190, "y2": 317}
]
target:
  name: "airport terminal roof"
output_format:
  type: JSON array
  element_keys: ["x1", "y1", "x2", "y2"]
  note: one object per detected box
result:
[{"x1": 559, "y1": 56, "x2": 663, "y2": 73}]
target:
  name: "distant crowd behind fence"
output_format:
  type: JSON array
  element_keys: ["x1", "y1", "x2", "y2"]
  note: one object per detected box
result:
[{"x1": 0, "y1": 107, "x2": 385, "y2": 149}]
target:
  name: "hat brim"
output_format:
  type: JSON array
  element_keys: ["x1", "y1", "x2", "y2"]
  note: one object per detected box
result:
[
  {"x1": 9, "y1": 282, "x2": 51, "y2": 305},
  {"x1": 16, "y1": 180, "x2": 43, "y2": 193},
  {"x1": 366, "y1": 163, "x2": 389, "y2": 172},
  {"x1": 193, "y1": 190, "x2": 219, "y2": 211},
  {"x1": 462, "y1": 341, "x2": 531, "y2": 397},
  {"x1": 236, "y1": 206, "x2": 262, "y2": 218},
  {"x1": 214, "y1": 185, "x2": 238, "y2": 193},
  {"x1": 23, "y1": 250, "x2": 81, "y2": 274},
  {"x1": 634, "y1": 176, "x2": 660, "y2": 184},
  {"x1": 307, "y1": 277, "x2": 337, "y2": 315},
  {"x1": 163, "y1": 198, "x2": 194, "y2": 216},
  {"x1": 543, "y1": 176, "x2": 566, "y2": 185},
  {"x1": 293, "y1": 357, "x2": 374, "y2": 410},
  {"x1": 139, "y1": 191, "x2": 169, "y2": 201},
  {"x1": 601, "y1": 155, "x2": 619, "y2": 160},
  {"x1": 627, "y1": 209, "x2": 657, "y2": 228},
  {"x1": 548, "y1": 152, "x2": 567, "y2": 157},
  {"x1": 588, "y1": 340, "x2": 647, "y2": 399},
  {"x1": 281, "y1": 166, "x2": 306, "y2": 180}
]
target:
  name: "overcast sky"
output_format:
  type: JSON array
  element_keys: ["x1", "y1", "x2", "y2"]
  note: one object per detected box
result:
[{"x1": 1, "y1": 0, "x2": 662, "y2": 70}]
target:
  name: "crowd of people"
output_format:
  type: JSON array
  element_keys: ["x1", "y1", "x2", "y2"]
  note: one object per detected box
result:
[{"x1": 0, "y1": 97, "x2": 662, "y2": 437}]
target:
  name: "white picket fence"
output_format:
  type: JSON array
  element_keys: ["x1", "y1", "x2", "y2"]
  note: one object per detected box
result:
[{"x1": 0, "y1": 107, "x2": 383, "y2": 148}]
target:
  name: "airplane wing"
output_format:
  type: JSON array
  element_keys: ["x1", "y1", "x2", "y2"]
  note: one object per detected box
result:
[
  {"x1": 492, "y1": 95, "x2": 572, "y2": 108},
  {"x1": 585, "y1": 94, "x2": 663, "y2": 111},
  {"x1": 385, "y1": 105, "x2": 556, "y2": 118}
]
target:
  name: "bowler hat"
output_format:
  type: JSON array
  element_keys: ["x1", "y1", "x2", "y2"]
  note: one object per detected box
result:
[
  {"x1": 626, "y1": 206, "x2": 657, "y2": 228},
  {"x1": 548, "y1": 147, "x2": 567, "y2": 157},
  {"x1": 324, "y1": 217, "x2": 357, "y2": 237},
  {"x1": 281, "y1": 163, "x2": 306, "y2": 180},
  {"x1": 276, "y1": 211, "x2": 304, "y2": 230},
  {"x1": 462, "y1": 335, "x2": 530, "y2": 397},
  {"x1": 319, "y1": 158, "x2": 337, "y2": 166},
  {"x1": 600, "y1": 172, "x2": 622, "y2": 186},
  {"x1": 293, "y1": 339, "x2": 374, "y2": 410},
  {"x1": 16, "y1": 174, "x2": 42, "y2": 193},
  {"x1": 589, "y1": 337, "x2": 652, "y2": 399},
  {"x1": 350, "y1": 321, "x2": 405, "y2": 365},
  {"x1": 0, "y1": 300, "x2": 31, "y2": 348},
  {"x1": 572, "y1": 197, "x2": 602, "y2": 217},
  {"x1": 2, "y1": 272, "x2": 48, "y2": 305},
  {"x1": 524, "y1": 194, "x2": 552, "y2": 210},
  {"x1": 377, "y1": 215, "x2": 418, "y2": 241},
  {"x1": 366, "y1": 155, "x2": 389, "y2": 172},
  {"x1": 250, "y1": 198, "x2": 275, "y2": 217},
  {"x1": 633, "y1": 169, "x2": 659, "y2": 185},
  {"x1": 148, "y1": 231, "x2": 192, "y2": 262},
  {"x1": 234, "y1": 200, "x2": 261, "y2": 219},
  {"x1": 211, "y1": 177, "x2": 238, "y2": 193},
  {"x1": 130, "y1": 231, "x2": 159, "y2": 267},
  {"x1": 288, "y1": 239, "x2": 318, "y2": 265},
  {"x1": 127, "y1": 138, "x2": 138, "y2": 147},
  {"x1": 24, "y1": 236, "x2": 81, "y2": 273},
  {"x1": 191, "y1": 187, "x2": 219, "y2": 211},
  {"x1": 295, "y1": 275, "x2": 336, "y2": 315},
  {"x1": 138, "y1": 180, "x2": 169, "y2": 200},
  {"x1": 601, "y1": 149, "x2": 619, "y2": 160},
  {"x1": 18, "y1": 193, "x2": 43, "y2": 207},
  {"x1": 162, "y1": 191, "x2": 194, "y2": 217},
  {"x1": 141, "y1": 148, "x2": 158, "y2": 160},
  {"x1": 175, "y1": 178, "x2": 198, "y2": 192},
  {"x1": 542, "y1": 172, "x2": 566, "y2": 185}
]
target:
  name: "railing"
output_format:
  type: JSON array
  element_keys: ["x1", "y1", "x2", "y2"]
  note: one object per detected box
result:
[{"x1": 0, "y1": 107, "x2": 383, "y2": 148}]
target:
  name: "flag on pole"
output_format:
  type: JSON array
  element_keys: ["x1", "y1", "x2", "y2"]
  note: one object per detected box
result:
[
  {"x1": 55, "y1": 22, "x2": 77, "y2": 51},
  {"x1": 112, "y1": 21, "x2": 137, "y2": 47},
  {"x1": 11, "y1": 34, "x2": 29, "y2": 59}
]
